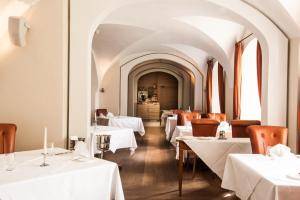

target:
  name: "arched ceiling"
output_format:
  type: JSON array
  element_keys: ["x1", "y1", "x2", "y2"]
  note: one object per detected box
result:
[
  {"x1": 0, "y1": 0, "x2": 299, "y2": 76},
  {"x1": 91, "y1": 0, "x2": 300, "y2": 81}
]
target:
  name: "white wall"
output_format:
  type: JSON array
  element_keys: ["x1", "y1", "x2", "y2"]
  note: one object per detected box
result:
[
  {"x1": 0, "y1": 0, "x2": 68, "y2": 150},
  {"x1": 288, "y1": 38, "x2": 300, "y2": 152}
]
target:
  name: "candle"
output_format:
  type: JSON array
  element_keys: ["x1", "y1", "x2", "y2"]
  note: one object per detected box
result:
[
  {"x1": 44, "y1": 127, "x2": 47, "y2": 154},
  {"x1": 94, "y1": 111, "x2": 97, "y2": 122}
]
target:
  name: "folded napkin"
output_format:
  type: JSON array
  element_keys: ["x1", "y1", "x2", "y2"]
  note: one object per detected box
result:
[
  {"x1": 184, "y1": 121, "x2": 192, "y2": 126},
  {"x1": 269, "y1": 144, "x2": 292, "y2": 157},
  {"x1": 74, "y1": 141, "x2": 90, "y2": 158},
  {"x1": 218, "y1": 121, "x2": 230, "y2": 132},
  {"x1": 107, "y1": 112, "x2": 114, "y2": 118},
  {"x1": 99, "y1": 113, "x2": 106, "y2": 118}
]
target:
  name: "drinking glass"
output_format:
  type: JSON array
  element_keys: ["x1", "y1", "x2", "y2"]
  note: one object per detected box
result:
[
  {"x1": 49, "y1": 142, "x2": 55, "y2": 156},
  {"x1": 5, "y1": 153, "x2": 15, "y2": 171}
]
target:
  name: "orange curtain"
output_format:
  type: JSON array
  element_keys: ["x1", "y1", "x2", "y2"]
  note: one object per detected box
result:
[
  {"x1": 233, "y1": 43, "x2": 243, "y2": 119},
  {"x1": 218, "y1": 63, "x2": 225, "y2": 113},
  {"x1": 206, "y1": 60, "x2": 213, "y2": 113},
  {"x1": 257, "y1": 41, "x2": 262, "y2": 105}
]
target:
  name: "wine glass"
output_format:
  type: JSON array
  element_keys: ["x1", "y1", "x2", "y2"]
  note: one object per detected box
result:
[{"x1": 5, "y1": 153, "x2": 15, "y2": 171}]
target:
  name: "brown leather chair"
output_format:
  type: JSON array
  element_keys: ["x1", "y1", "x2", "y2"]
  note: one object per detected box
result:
[
  {"x1": 96, "y1": 109, "x2": 108, "y2": 117},
  {"x1": 178, "y1": 112, "x2": 200, "y2": 126},
  {"x1": 247, "y1": 125, "x2": 288, "y2": 154},
  {"x1": 231, "y1": 120, "x2": 261, "y2": 138},
  {"x1": 207, "y1": 113, "x2": 227, "y2": 122},
  {"x1": 173, "y1": 109, "x2": 184, "y2": 125},
  {"x1": 0, "y1": 124, "x2": 17, "y2": 154},
  {"x1": 191, "y1": 119, "x2": 220, "y2": 137}
]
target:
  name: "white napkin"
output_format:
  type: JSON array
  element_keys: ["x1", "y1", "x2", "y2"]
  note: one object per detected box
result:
[
  {"x1": 218, "y1": 121, "x2": 230, "y2": 132},
  {"x1": 184, "y1": 121, "x2": 192, "y2": 126},
  {"x1": 269, "y1": 144, "x2": 292, "y2": 157},
  {"x1": 74, "y1": 141, "x2": 90, "y2": 158},
  {"x1": 70, "y1": 135, "x2": 78, "y2": 140},
  {"x1": 107, "y1": 112, "x2": 114, "y2": 118}
]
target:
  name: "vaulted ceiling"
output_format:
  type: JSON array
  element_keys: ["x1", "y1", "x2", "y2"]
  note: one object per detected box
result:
[{"x1": 91, "y1": 0, "x2": 300, "y2": 81}]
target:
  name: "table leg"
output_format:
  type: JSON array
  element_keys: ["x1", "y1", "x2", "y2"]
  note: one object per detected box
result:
[{"x1": 178, "y1": 142, "x2": 183, "y2": 196}]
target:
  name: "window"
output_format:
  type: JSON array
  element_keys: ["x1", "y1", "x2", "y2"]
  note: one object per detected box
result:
[
  {"x1": 211, "y1": 61, "x2": 221, "y2": 113},
  {"x1": 240, "y1": 38, "x2": 261, "y2": 120}
]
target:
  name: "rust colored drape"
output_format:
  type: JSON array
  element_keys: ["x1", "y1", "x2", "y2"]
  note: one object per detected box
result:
[
  {"x1": 206, "y1": 60, "x2": 213, "y2": 113},
  {"x1": 218, "y1": 63, "x2": 225, "y2": 113},
  {"x1": 257, "y1": 41, "x2": 262, "y2": 105},
  {"x1": 233, "y1": 43, "x2": 243, "y2": 119}
]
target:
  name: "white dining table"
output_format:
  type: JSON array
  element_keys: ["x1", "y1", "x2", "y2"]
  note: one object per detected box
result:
[
  {"x1": 183, "y1": 137, "x2": 251, "y2": 178},
  {"x1": 0, "y1": 149, "x2": 124, "y2": 200},
  {"x1": 91, "y1": 125, "x2": 138, "y2": 154},
  {"x1": 170, "y1": 125, "x2": 192, "y2": 145},
  {"x1": 108, "y1": 116, "x2": 145, "y2": 136},
  {"x1": 222, "y1": 154, "x2": 300, "y2": 200},
  {"x1": 165, "y1": 116, "x2": 177, "y2": 141}
]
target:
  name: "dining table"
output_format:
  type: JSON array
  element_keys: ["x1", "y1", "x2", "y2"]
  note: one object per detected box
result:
[
  {"x1": 90, "y1": 125, "x2": 138, "y2": 155},
  {"x1": 165, "y1": 116, "x2": 177, "y2": 141},
  {"x1": 0, "y1": 148, "x2": 124, "y2": 200},
  {"x1": 177, "y1": 136, "x2": 251, "y2": 196},
  {"x1": 107, "y1": 116, "x2": 145, "y2": 136},
  {"x1": 222, "y1": 154, "x2": 300, "y2": 200}
]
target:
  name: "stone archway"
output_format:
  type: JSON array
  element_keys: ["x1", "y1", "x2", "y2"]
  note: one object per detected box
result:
[{"x1": 119, "y1": 53, "x2": 203, "y2": 115}]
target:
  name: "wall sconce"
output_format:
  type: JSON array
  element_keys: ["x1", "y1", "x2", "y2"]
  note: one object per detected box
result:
[
  {"x1": 100, "y1": 88, "x2": 105, "y2": 93},
  {"x1": 8, "y1": 16, "x2": 30, "y2": 47}
]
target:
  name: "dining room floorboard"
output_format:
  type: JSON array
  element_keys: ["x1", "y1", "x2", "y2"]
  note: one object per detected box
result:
[{"x1": 105, "y1": 127, "x2": 239, "y2": 200}]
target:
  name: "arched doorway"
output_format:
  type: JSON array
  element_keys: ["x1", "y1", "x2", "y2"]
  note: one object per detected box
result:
[{"x1": 136, "y1": 72, "x2": 178, "y2": 120}]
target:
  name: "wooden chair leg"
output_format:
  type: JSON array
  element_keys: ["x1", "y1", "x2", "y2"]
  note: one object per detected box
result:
[
  {"x1": 178, "y1": 148, "x2": 183, "y2": 196},
  {"x1": 192, "y1": 155, "x2": 196, "y2": 178}
]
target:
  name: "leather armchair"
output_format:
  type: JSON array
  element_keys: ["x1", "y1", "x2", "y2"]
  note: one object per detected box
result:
[
  {"x1": 191, "y1": 119, "x2": 220, "y2": 137},
  {"x1": 0, "y1": 124, "x2": 17, "y2": 154},
  {"x1": 178, "y1": 112, "x2": 200, "y2": 126},
  {"x1": 173, "y1": 109, "x2": 184, "y2": 125},
  {"x1": 96, "y1": 109, "x2": 108, "y2": 117},
  {"x1": 247, "y1": 125, "x2": 288, "y2": 154},
  {"x1": 231, "y1": 120, "x2": 261, "y2": 138},
  {"x1": 207, "y1": 113, "x2": 227, "y2": 122}
]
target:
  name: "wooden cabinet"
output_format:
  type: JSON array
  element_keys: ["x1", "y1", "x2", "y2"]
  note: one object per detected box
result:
[{"x1": 137, "y1": 103, "x2": 160, "y2": 120}]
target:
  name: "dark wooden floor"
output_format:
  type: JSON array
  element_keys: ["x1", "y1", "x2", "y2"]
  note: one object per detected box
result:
[{"x1": 105, "y1": 127, "x2": 239, "y2": 200}]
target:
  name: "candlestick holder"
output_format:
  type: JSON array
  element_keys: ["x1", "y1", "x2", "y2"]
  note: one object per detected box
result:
[{"x1": 40, "y1": 153, "x2": 49, "y2": 167}]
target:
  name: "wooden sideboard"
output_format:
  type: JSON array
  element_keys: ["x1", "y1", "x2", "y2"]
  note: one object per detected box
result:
[{"x1": 137, "y1": 103, "x2": 160, "y2": 120}]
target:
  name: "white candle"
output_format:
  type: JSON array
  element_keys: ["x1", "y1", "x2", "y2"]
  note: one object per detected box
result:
[
  {"x1": 94, "y1": 111, "x2": 97, "y2": 122},
  {"x1": 44, "y1": 127, "x2": 47, "y2": 154}
]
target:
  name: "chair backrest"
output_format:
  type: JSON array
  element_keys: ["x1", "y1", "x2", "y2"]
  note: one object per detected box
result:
[
  {"x1": 191, "y1": 119, "x2": 220, "y2": 137},
  {"x1": 231, "y1": 120, "x2": 261, "y2": 138},
  {"x1": 207, "y1": 113, "x2": 227, "y2": 122},
  {"x1": 247, "y1": 125, "x2": 288, "y2": 154},
  {"x1": 178, "y1": 112, "x2": 200, "y2": 126},
  {"x1": 172, "y1": 110, "x2": 184, "y2": 125},
  {"x1": 96, "y1": 109, "x2": 108, "y2": 117},
  {"x1": 0, "y1": 124, "x2": 17, "y2": 154}
]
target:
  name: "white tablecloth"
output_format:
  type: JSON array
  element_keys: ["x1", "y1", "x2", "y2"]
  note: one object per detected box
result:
[
  {"x1": 91, "y1": 126, "x2": 138, "y2": 154},
  {"x1": 0, "y1": 149, "x2": 124, "y2": 200},
  {"x1": 183, "y1": 138, "x2": 251, "y2": 178},
  {"x1": 222, "y1": 154, "x2": 300, "y2": 200},
  {"x1": 160, "y1": 110, "x2": 174, "y2": 120},
  {"x1": 108, "y1": 116, "x2": 145, "y2": 136},
  {"x1": 165, "y1": 116, "x2": 177, "y2": 141},
  {"x1": 170, "y1": 125, "x2": 192, "y2": 145}
]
